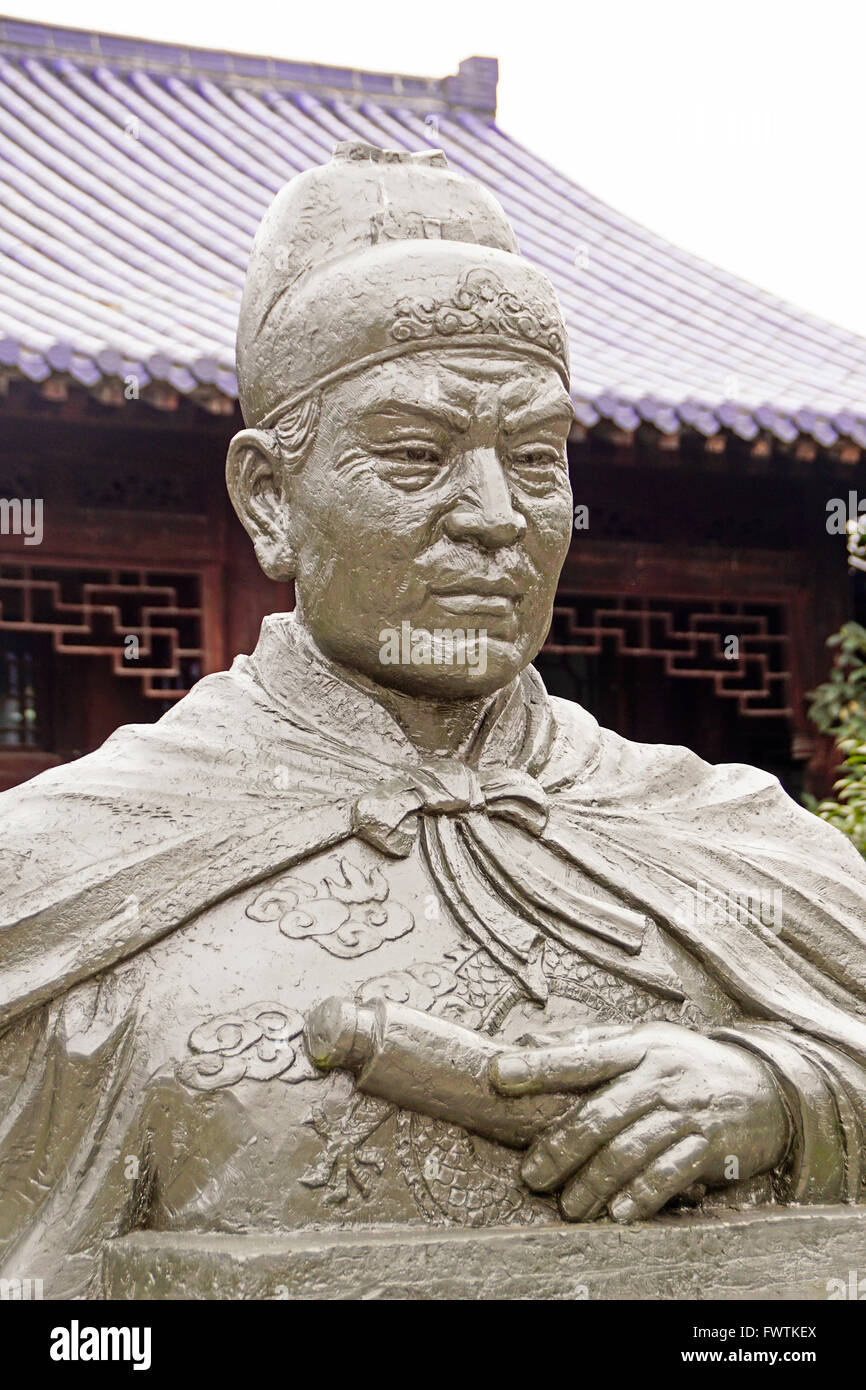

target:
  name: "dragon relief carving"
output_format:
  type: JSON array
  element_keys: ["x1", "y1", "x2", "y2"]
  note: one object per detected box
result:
[
  {"x1": 299, "y1": 1087, "x2": 394, "y2": 1205},
  {"x1": 293, "y1": 941, "x2": 699, "y2": 1221},
  {"x1": 294, "y1": 946, "x2": 542, "y2": 1217}
]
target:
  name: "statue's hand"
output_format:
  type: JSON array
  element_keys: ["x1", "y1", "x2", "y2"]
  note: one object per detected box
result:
[{"x1": 490, "y1": 1023, "x2": 791, "y2": 1222}]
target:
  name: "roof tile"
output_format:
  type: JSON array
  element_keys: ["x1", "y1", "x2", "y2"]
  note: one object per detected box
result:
[{"x1": 0, "y1": 21, "x2": 864, "y2": 446}]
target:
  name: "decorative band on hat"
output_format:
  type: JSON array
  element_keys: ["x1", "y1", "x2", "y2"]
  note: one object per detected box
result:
[{"x1": 248, "y1": 259, "x2": 571, "y2": 429}]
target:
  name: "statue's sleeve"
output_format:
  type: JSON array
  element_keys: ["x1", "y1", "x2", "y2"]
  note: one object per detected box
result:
[
  {"x1": 713, "y1": 1023, "x2": 866, "y2": 1204},
  {"x1": 0, "y1": 973, "x2": 144, "y2": 1298}
]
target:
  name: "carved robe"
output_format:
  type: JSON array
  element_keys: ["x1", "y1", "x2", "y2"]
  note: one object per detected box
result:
[{"x1": 1, "y1": 613, "x2": 865, "y2": 1297}]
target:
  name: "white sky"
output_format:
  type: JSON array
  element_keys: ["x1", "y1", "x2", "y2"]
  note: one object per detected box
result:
[{"x1": 7, "y1": 0, "x2": 866, "y2": 337}]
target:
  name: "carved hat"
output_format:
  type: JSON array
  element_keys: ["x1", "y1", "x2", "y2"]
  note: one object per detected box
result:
[{"x1": 236, "y1": 141, "x2": 571, "y2": 428}]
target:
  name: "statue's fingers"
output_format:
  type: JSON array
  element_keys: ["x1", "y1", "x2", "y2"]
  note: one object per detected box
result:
[
  {"x1": 490, "y1": 1035, "x2": 647, "y2": 1097},
  {"x1": 519, "y1": 1072, "x2": 659, "y2": 1192},
  {"x1": 513, "y1": 1024, "x2": 632, "y2": 1049},
  {"x1": 608, "y1": 1135, "x2": 709, "y2": 1222},
  {"x1": 559, "y1": 1112, "x2": 692, "y2": 1221}
]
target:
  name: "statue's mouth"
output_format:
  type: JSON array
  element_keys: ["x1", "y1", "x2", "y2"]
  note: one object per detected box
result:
[{"x1": 428, "y1": 578, "x2": 522, "y2": 617}]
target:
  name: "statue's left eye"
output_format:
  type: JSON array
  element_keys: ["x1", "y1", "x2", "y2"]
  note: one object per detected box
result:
[
  {"x1": 511, "y1": 447, "x2": 563, "y2": 473},
  {"x1": 375, "y1": 442, "x2": 442, "y2": 466},
  {"x1": 399, "y1": 446, "x2": 442, "y2": 465}
]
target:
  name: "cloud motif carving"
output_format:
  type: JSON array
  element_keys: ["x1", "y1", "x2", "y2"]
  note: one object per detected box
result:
[
  {"x1": 246, "y1": 856, "x2": 415, "y2": 959},
  {"x1": 177, "y1": 1001, "x2": 314, "y2": 1091}
]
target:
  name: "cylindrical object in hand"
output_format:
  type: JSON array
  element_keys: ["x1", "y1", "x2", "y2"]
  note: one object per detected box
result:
[{"x1": 305, "y1": 995, "x2": 573, "y2": 1147}]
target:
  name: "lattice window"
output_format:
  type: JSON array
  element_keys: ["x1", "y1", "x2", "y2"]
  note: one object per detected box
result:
[
  {"x1": 0, "y1": 636, "x2": 40, "y2": 748},
  {"x1": 546, "y1": 595, "x2": 791, "y2": 718},
  {"x1": 0, "y1": 565, "x2": 204, "y2": 701}
]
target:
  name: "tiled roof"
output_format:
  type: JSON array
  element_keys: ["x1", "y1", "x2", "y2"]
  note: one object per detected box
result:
[{"x1": 2, "y1": 18, "x2": 866, "y2": 446}]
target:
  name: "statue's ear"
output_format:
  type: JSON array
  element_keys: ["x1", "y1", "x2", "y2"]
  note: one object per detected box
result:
[{"x1": 226, "y1": 429, "x2": 297, "y2": 581}]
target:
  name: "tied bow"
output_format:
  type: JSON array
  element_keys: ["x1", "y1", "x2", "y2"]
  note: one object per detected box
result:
[
  {"x1": 352, "y1": 760, "x2": 549, "y2": 857},
  {"x1": 350, "y1": 759, "x2": 680, "y2": 1005}
]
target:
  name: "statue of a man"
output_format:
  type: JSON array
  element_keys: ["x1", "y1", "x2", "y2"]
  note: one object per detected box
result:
[{"x1": 1, "y1": 143, "x2": 865, "y2": 1299}]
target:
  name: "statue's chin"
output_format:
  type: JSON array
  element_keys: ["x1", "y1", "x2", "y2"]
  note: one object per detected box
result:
[
  {"x1": 297, "y1": 615, "x2": 541, "y2": 701},
  {"x1": 351, "y1": 638, "x2": 537, "y2": 701},
  {"x1": 372, "y1": 666, "x2": 519, "y2": 701}
]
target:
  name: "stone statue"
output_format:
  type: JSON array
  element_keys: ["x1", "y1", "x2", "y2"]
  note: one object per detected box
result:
[{"x1": 1, "y1": 142, "x2": 865, "y2": 1301}]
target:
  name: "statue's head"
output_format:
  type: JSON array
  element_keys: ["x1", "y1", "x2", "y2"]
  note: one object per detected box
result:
[{"x1": 227, "y1": 143, "x2": 573, "y2": 698}]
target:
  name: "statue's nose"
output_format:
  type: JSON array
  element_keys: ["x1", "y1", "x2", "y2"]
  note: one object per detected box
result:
[{"x1": 443, "y1": 449, "x2": 527, "y2": 549}]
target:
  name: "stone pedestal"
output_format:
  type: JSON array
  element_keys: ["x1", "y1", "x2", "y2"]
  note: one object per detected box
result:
[{"x1": 104, "y1": 1206, "x2": 866, "y2": 1300}]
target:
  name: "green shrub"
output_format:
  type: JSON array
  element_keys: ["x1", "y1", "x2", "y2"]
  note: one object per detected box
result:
[{"x1": 805, "y1": 622, "x2": 866, "y2": 857}]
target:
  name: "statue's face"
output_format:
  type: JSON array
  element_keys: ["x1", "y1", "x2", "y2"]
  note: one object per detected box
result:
[{"x1": 288, "y1": 351, "x2": 573, "y2": 697}]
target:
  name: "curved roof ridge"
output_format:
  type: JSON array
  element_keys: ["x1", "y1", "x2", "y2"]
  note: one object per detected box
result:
[{"x1": 1, "y1": 18, "x2": 864, "y2": 445}]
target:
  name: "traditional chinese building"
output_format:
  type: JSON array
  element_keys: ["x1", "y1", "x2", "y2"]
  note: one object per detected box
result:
[{"x1": 1, "y1": 17, "x2": 864, "y2": 796}]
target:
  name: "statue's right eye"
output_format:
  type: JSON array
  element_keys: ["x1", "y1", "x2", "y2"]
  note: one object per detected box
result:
[
  {"x1": 402, "y1": 446, "x2": 441, "y2": 465},
  {"x1": 371, "y1": 442, "x2": 445, "y2": 489}
]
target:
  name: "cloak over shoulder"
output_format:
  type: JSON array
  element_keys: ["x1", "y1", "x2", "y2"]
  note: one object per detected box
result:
[{"x1": 0, "y1": 612, "x2": 864, "y2": 1068}]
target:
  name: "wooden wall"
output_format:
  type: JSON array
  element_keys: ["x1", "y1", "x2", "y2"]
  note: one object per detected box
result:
[{"x1": 0, "y1": 390, "x2": 859, "y2": 796}]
